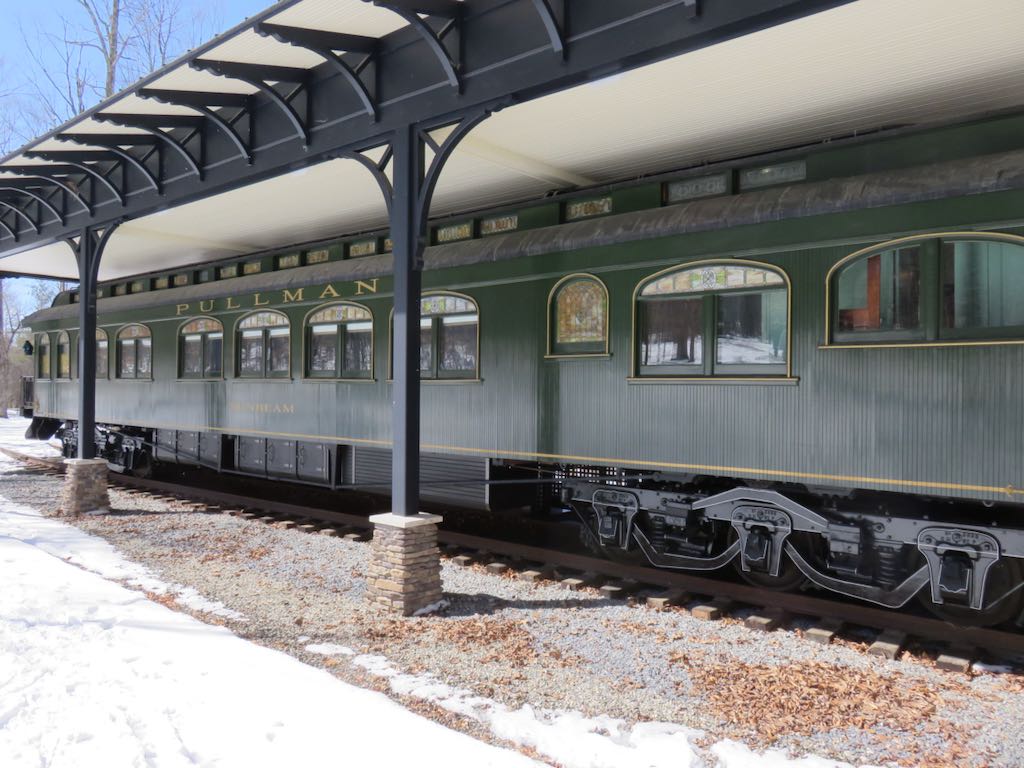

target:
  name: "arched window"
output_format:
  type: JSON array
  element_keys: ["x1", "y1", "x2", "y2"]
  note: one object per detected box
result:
[
  {"x1": 117, "y1": 325, "x2": 152, "y2": 379},
  {"x1": 180, "y1": 318, "x2": 224, "y2": 379},
  {"x1": 635, "y1": 261, "x2": 788, "y2": 377},
  {"x1": 96, "y1": 329, "x2": 108, "y2": 379},
  {"x1": 237, "y1": 311, "x2": 290, "y2": 378},
  {"x1": 306, "y1": 303, "x2": 373, "y2": 379},
  {"x1": 392, "y1": 293, "x2": 479, "y2": 379},
  {"x1": 56, "y1": 331, "x2": 71, "y2": 379},
  {"x1": 37, "y1": 334, "x2": 50, "y2": 379},
  {"x1": 828, "y1": 233, "x2": 1024, "y2": 344},
  {"x1": 548, "y1": 274, "x2": 609, "y2": 356}
]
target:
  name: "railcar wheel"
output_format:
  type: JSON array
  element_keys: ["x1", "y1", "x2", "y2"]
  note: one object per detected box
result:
[
  {"x1": 730, "y1": 530, "x2": 809, "y2": 592},
  {"x1": 919, "y1": 556, "x2": 1024, "y2": 628}
]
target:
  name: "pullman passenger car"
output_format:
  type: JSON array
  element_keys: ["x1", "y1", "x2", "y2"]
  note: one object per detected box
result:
[{"x1": 25, "y1": 111, "x2": 1024, "y2": 626}]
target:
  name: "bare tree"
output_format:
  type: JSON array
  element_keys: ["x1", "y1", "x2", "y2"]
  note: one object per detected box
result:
[
  {"x1": 0, "y1": 279, "x2": 63, "y2": 415},
  {"x1": 15, "y1": 0, "x2": 222, "y2": 131}
]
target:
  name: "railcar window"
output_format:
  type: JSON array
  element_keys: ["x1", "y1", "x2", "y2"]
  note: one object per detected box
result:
[
  {"x1": 829, "y1": 234, "x2": 1024, "y2": 344},
  {"x1": 548, "y1": 275, "x2": 608, "y2": 356},
  {"x1": 391, "y1": 294, "x2": 479, "y2": 380},
  {"x1": 117, "y1": 325, "x2": 152, "y2": 379},
  {"x1": 37, "y1": 334, "x2": 50, "y2": 379},
  {"x1": 96, "y1": 329, "x2": 108, "y2": 378},
  {"x1": 835, "y1": 246, "x2": 921, "y2": 335},
  {"x1": 636, "y1": 263, "x2": 788, "y2": 377},
  {"x1": 941, "y1": 240, "x2": 1024, "y2": 335},
  {"x1": 179, "y1": 318, "x2": 224, "y2": 379},
  {"x1": 237, "y1": 311, "x2": 290, "y2": 378},
  {"x1": 306, "y1": 303, "x2": 372, "y2": 379},
  {"x1": 56, "y1": 332, "x2": 71, "y2": 379}
]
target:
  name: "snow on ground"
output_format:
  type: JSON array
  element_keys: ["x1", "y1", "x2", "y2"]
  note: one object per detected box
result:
[
  {"x1": 0, "y1": 496, "x2": 541, "y2": 767},
  {"x1": 0, "y1": 416, "x2": 861, "y2": 767}
]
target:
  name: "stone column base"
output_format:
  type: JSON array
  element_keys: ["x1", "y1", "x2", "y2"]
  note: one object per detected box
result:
[
  {"x1": 60, "y1": 458, "x2": 109, "y2": 517},
  {"x1": 366, "y1": 512, "x2": 444, "y2": 616}
]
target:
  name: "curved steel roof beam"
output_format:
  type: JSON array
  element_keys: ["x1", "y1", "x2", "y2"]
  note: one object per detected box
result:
[
  {"x1": 256, "y1": 22, "x2": 379, "y2": 122},
  {"x1": 0, "y1": 216, "x2": 17, "y2": 242},
  {"x1": 138, "y1": 89, "x2": 253, "y2": 165},
  {"x1": 3, "y1": 163, "x2": 123, "y2": 207},
  {"x1": 191, "y1": 59, "x2": 310, "y2": 147},
  {"x1": 48, "y1": 141, "x2": 163, "y2": 195},
  {"x1": 368, "y1": 0, "x2": 461, "y2": 90},
  {"x1": 0, "y1": 175, "x2": 92, "y2": 215},
  {"x1": 0, "y1": 200, "x2": 40, "y2": 234},
  {"x1": 529, "y1": 0, "x2": 565, "y2": 57},
  {"x1": 0, "y1": 186, "x2": 65, "y2": 226},
  {"x1": 94, "y1": 113, "x2": 203, "y2": 180}
]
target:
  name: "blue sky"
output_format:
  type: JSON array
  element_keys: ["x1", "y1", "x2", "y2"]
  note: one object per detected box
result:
[{"x1": 0, "y1": 0, "x2": 271, "y2": 304}]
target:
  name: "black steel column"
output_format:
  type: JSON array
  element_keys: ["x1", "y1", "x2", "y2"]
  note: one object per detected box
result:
[
  {"x1": 76, "y1": 229, "x2": 98, "y2": 459},
  {"x1": 75, "y1": 224, "x2": 117, "y2": 460},
  {"x1": 390, "y1": 125, "x2": 425, "y2": 516}
]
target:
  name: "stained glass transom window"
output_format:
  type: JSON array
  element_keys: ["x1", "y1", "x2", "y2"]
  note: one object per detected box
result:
[
  {"x1": 641, "y1": 265, "x2": 783, "y2": 296},
  {"x1": 551, "y1": 276, "x2": 607, "y2": 355}
]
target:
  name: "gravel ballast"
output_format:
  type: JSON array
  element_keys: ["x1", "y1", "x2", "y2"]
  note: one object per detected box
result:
[{"x1": 4, "y1": 461, "x2": 1024, "y2": 768}]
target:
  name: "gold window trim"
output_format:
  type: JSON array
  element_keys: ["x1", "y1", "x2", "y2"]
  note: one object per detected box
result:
[
  {"x1": 824, "y1": 230, "x2": 1024, "y2": 346},
  {"x1": 631, "y1": 258, "x2": 793, "y2": 379},
  {"x1": 545, "y1": 272, "x2": 610, "y2": 358}
]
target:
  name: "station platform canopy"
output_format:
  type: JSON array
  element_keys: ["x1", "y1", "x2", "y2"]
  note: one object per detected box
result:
[{"x1": 2, "y1": 0, "x2": 1024, "y2": 282}]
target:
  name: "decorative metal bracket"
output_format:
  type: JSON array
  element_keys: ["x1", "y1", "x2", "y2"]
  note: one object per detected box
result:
[
  {"x1": 94, "y1": 113, "x2": 204, "y2": 180},
  {"x1": 4, "y1": 163, "x2": 124, "y2": 207},
  {"x1": 48, "y1": 142, "x2": 162, "y2": 195},
  {"x1": 370, "y1": 0, "x2": 463, "y2": 91},
  {"x1": 138, "y1": 89, "x2": 254, "y2": 166},
  {"x1": 0, "y1": 186, "x2": 65, "y2": 226},
  {"x1": 191, "y1": 59, "x2": 311, "y2": 147},
  {"x1": 257, "y1": 22, "x2": 380, "y2": 122}
]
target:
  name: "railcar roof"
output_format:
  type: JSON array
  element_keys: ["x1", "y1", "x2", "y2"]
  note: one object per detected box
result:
[{"x1": 2, "y1": 0, "x2": 1024, "y2": 282}]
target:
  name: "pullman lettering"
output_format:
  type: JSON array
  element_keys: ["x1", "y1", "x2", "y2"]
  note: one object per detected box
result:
[{"x1": 174, "y1": 281, "x2": 377, "y2": 315}]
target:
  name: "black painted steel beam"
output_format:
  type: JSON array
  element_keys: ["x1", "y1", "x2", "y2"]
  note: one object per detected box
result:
[
  {"x1": 373, "y1": 0, "x2": 461, "y2": 18},
  {"x1": 0, "y1": 217, "x2": 17, "y2": 242},
  {"x1": 257, "y1": 22, "x2": 379, "y2": 54},
  {"x1": 192, "y1": 59, "x2": 309, "y2": 83},
  {"x1": 97, "y1": 112, "x2": 205, "y2": 129},
  {"x1": 59, "y1": 133, "x2": 160, "y2": 147},
  {"x1": 139, "y1": 88, "x2": 251, "y2": 108}
]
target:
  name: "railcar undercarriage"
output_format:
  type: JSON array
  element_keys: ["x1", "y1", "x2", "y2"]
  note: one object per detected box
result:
[
  {"x1": 45, "y1": 418, "x2": 1024, "y2": 627},
  {"x1": 562, "y1": 472, "x2": 1024, "y2": 628}
]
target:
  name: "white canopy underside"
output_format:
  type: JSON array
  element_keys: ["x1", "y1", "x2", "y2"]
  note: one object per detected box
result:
[{"x1": 5, "y1": 0, "x2": 1024, "y2": 281}]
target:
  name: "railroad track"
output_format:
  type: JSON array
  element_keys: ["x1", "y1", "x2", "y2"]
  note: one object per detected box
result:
[{"x1": 6, "y1": 446, "x2": 1023, "y2": 670}]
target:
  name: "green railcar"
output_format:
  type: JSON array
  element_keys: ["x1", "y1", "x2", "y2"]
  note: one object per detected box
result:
[{"x1": 25, "y1": 111, "x2": 1024, "y2": 625}]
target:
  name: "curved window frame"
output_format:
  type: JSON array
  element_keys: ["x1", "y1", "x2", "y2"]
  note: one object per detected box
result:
[
  {"x1": 116, "y1": 324, "x2": 153, "y2": 380},
  {"x1": 546, "y1": 273, "x2": 610, "y2": 358},
  {"x1": 303, "y1": 301, "x2": 375, "y2": 381},
  {"x1": 178, "y1": 317, "x2": 225, "y2": 380},
  {"x1": 234, "y1": 310, "x2": 291, "y2": 379},
  {"x1": 36, "y1": 333, "x2": 51, "y2": 380},
  {"x1": 388, "y1": 291, "x2": 481, "y2": 382},
  {"x1": 96, "y1": 329, "x2": 109, "y2": 379},
  {"x1": 56, "y1": 331, "x2": 72, "y2": 380},
  {"x1": 631, "y1": 259, "x2": 792, "y2": 381},
  {"x1": 825, "y1": 232, "x2": 1024, "y2": 348}
]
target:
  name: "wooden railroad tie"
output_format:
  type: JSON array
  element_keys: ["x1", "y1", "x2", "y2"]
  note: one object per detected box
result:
[
  {"x1": 485, "y1": 562, "x2": 510, "y2": 575},
  {"x1": 867, "y1": 630, "x2": 907, "y2": 660},
  {"x1": 690, "y1": 599, "x2": 735, "y2": 621},
  {"x1": 646, "y1": 589, "x2": 691, "y2": 610},
  {"x1": 935, "y1": 646, "x2": 976, "y2": 673},
  {"x1": 518, "y1": 565, "x2": 556, "y2": 583},
  {"x1": 744, "y1": 609, "x2": 789, "y2": 632},
  {"x1": 804, "y1": 619, "x2": 844, "y2": 645}
]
